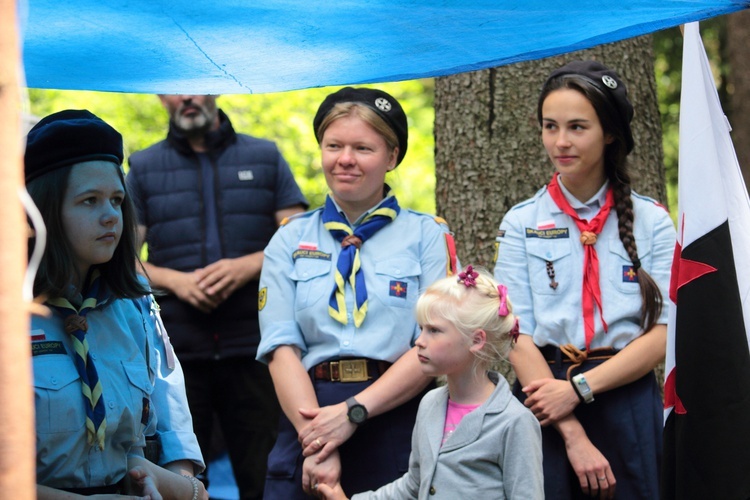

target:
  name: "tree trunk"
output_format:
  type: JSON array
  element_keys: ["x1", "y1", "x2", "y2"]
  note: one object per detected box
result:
[
  {"x1": 434, "y1": 36, "x2": 667, "y2": 380},
  {"x1": 726, "y1": 10, "x2": 750, "y2": 191},
  {"x1": 0, "y1": 0, "x2": 37, "y2": 496}
]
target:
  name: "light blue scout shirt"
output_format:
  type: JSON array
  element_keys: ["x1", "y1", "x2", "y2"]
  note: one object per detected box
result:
[
  {"x1": 32, "y1": 294, "x2": 204, "y2": 489},
  {"x1": 257, "y1": 196, "x2": 455, "y2": 370},
  {"x1": 494, "y1": 181, "x2": 676, "y2": 350}
]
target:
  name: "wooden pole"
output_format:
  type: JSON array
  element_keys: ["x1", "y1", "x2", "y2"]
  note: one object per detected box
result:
[{"x1": 0, "y1": 0, "x2": 36, "y2": 497}]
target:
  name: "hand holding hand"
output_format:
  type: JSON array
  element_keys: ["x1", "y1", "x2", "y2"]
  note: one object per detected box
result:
[
  {"x1": 298, "y1": 403, "x2": 356, "y2": 462},
  {"x1": 302, "y1": 449, "x2": 341, "y2": 497},
  {"x1": 522, "y1": 377, "x2": 579, "y2": 426}
]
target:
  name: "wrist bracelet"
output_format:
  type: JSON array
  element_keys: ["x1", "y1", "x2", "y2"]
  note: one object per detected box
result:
[{"x1": 181, "y1": 474, "x2": 199, "y2": 500}]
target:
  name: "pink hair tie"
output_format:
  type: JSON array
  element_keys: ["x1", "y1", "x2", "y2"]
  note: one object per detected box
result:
[
  {"x1": 509, "y1": 318, "x2": 520, "y2": 344},
  {"x1": 497, "y1": 284, "x2": 509, "y2": 316},
  {"x1": 458, "y1": 265, "x2": 479, "y2": 287}
]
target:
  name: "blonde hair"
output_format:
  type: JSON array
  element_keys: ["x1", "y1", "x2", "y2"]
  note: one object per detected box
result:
[
  {"x1": 415, "y1": 266, "x2": 517, "y2": 369},
  {"x1": 315, "y1": 102, "x2": 399, "y2": 154}
]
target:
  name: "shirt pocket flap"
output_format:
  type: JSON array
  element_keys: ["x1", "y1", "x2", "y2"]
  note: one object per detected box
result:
[
  {"x1": 122, "y1": 360, "x2": 154, "y2": 395},
  {"x1": 290, "y1": 259, "x2": 332, "y2": 282},
  {"x1": 34, "y1": 358, "x2": 79, "y2": 391},
  {"x1": 526, "y1": 239, "x2": 572, "y2": 262},
  {"x1": 375, "y1": 257, "x2": 422, "y2": 278}
]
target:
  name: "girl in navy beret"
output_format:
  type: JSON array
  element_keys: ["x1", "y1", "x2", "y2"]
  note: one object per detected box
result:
[
  {"x1": 495, "y1": 61, "x2": 676, "y2": 499},
  {"x1": 26, "y1": 110, "x2": 207, "y2": 499}
]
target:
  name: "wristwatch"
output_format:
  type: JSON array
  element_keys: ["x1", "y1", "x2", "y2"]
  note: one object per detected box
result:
[
  {"x1": 346, "y1": 397, "x2": 369, "y2": 425},
  {"x1": 571, "y1": 373, "x2": 595, "y2": 404}
]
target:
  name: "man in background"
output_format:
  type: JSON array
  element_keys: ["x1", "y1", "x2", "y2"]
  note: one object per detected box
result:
[{"x1": 127, "y1": 95, "x2": 307, "y2": 500}]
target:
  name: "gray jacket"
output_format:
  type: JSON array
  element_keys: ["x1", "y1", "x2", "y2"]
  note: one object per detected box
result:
[{"x1": 353, "y1": 371, "x2": 544, "y2": 499}]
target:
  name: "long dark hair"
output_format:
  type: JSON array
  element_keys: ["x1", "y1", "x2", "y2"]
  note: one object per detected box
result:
[
  {"x1": 27, "y1": 162, "x2": 149, "y2": 300},
  {"x1": 537, "y1": 74, "x2": 663, "y2": 333}
]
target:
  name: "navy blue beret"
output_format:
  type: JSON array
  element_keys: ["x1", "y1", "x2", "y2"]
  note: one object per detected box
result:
[
  {"x1": 25, "y1": 109, "x2": 123, "y2": 183},
  {"x1": 313, "y1": 87, "x2": 408, "y2": 165},
  {"x1": 546, "y1": 60, "x2": 634, "y2": 153}
]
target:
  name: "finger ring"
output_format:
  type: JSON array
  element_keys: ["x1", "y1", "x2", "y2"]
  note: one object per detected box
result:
[
  {"x1": 315, "y1": 438, "x2": 322, "y2": 447},
  {"x1": 598, "y1": 476, "x2": 607, "y2": 481}
]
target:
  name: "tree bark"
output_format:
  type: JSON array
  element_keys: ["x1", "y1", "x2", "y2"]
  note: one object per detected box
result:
[
  {"x1": 726, "y1": 10, "x2": 750, "y2": 191},
  {"x1": 0, "y1": 0, "x2": 36, "y2": 496},
  {"x1": 434, "y1": 36, "x2": 667, "y2": 380}
]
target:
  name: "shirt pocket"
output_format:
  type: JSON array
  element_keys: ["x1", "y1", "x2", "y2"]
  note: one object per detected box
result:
[
  {"x1": 290, "y1": 258, "x2": 332, "y2": 310},
  {"x1": 34, "y1": 356, "x2": 85, "y2": 434},
  {"x1": 122, "y1": 360, "x2": 155, "y2": 438},
  {"x1": 526, "y1": 239, "x2": 573, "y2": 295},
  {"x1": 607, "y1": 236, "x2": 652, "y2": 294},
  {"x1": 374, "y1": 257, "x2": 422, "y2": 309}
]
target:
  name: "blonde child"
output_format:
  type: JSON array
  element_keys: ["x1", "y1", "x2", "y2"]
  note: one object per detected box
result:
[{"x1": 316, "y1": 265, "x2": 544, "y2": 499}]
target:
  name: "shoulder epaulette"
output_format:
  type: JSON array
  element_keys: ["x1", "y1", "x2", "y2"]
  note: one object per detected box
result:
[{"x1": 280, "y1": 207, "x2": 322, "y2": 226}]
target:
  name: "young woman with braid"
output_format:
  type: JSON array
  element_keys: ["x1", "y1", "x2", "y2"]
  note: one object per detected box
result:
[{"x1": 494, "y1": 61, "x2": 676, "y2": 499}]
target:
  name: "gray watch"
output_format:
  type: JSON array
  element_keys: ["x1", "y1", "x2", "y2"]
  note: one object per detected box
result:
[
  {"x1": 572, "y1": 373, "x2": 595, "y2": 404},
  {"x1": 346, "y1": 397, "x2": 368, "y2": 425}
]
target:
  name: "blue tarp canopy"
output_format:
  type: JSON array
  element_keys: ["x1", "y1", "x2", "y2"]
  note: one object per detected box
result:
[{"x1": 21, "y1": 0, "x2": 749, "y2": 94}]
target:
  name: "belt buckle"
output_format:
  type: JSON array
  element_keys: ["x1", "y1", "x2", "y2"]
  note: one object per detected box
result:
[{"x1": 338, "y1": 359, "x2": 369, "y2": 382}]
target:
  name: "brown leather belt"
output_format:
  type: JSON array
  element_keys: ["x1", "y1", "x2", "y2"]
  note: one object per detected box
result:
[
  {"x1": 312, "y1": 359, "x2": 392, "y2": 382},
  {"x1": 540, "y1": 344, "x2": 618, "y2": 380}
]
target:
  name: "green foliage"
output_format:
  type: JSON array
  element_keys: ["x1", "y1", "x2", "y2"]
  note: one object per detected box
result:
[
  {"x1": 27, "y1": 80, "x2": 437, "y2": 213},
  {"x1": 653, "y1": 20, "x2": 725, "y2": 223}
]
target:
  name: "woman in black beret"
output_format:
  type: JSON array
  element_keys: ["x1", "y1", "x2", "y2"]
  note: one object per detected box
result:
[
  {"x1": 26, "y1": 109, "x2": 207, "y2": 499},
  {"x1": 256, "y1": 88, "x2": 458, "y2": 498},
  {"x1": 494, "y1": 61, "x2": 676, "y2": 499}
]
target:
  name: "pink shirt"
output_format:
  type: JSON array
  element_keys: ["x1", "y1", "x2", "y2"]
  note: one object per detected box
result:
[{"x1": 442, "y1": 399, "x2": 480, "y2": 445}]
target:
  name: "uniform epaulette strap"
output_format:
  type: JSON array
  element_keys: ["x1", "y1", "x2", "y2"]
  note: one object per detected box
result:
[{"x1": 280, "y1": 207, "x2": 322, "y2": 226}]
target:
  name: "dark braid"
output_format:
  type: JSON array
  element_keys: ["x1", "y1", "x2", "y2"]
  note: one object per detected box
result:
[{"x1": 610, "y1": 159, "x2": 663, "y2": 333}]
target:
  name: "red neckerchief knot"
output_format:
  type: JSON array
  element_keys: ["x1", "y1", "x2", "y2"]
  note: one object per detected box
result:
[{"x1": 547, "y1": 173, "x2": 614, "y2": 350}]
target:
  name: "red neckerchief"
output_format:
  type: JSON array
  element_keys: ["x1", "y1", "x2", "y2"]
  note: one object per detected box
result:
[{"x1": 547, "y1": 173, "x2": 614, "y2": 350}]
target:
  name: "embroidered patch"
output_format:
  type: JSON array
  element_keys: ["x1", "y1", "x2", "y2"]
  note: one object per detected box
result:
[
  {"x1": 537, "y1": 219, "x2": 555, "y2": 230},
  {"x1": 299, "y1": 241, "x2": 318, "y2": 251},
  {"x1": 293, "y1": 249, "x2": 332, "y2": 261},
  {"x1": 31, "y1": 341, "x2": 66, "y2": 356},
  {"x1": 389, "y1": 280, "x2": 408, "y2": 299},
  {"x1": 258, "y1": 287, "x2": 267, "y2": 310},
  {"x1": 622, "y1": 266, "x2": 639, "y2": 283},
  {"x1": 525, "y1": 227, "x2": 569, "y2": 239},
  {"x1": 237, "y1": 170, "x2": 254, "y2": 181},
  {"x1": 30, "y1": 329, "x2": 46, "y2": 341},
  {"x1": 496, "y1": 229, "x2": 506, "y2": 238}
]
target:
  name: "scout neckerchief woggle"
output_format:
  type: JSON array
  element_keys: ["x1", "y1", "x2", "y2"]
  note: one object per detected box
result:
[
  {"x1": 547, "y1": 173, "x2": 614, "y2": 350},
  {"x1": 47, "y1": 269, "x2": 109, "y2": 450},
  {"x1": 323, "y1": 191, "x2": 400, "y2": 327}
]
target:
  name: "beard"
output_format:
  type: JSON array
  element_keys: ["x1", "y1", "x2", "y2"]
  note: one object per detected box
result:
[{"x1": 173, "y1": 103, "x2": 217, "y2": 137}]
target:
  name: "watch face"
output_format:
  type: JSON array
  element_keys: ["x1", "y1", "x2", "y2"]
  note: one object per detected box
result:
[{"x1": 349, "y1": 405, "x2": 367, "y2": 423}]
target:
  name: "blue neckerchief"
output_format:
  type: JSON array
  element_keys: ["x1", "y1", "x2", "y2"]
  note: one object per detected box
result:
[
  {"x1": 47, "y1": 269, "x2": 110, "y2": 450},
  {"x1": 322, "y1": 192, "x2": 400, "y2": 327}
]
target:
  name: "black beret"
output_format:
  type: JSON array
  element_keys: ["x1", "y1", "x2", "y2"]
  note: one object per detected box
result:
[
  {"x1": 546, "y1": 60, "x2": 634, "y2": 153},
  {"x1": 25, "y1": 109, "x2": 124, "y2": 183},
  {"x1": 313, "y1": 87, "x2": 408, "y2": 165}
]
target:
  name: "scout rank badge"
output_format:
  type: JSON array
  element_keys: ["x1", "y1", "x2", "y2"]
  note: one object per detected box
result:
[
  {"x1": 389, "y1": 281, "x2": 408, "y2": 299},
  {"x1": 623, "y1": 265, "x2": 639, "y2": 282}
]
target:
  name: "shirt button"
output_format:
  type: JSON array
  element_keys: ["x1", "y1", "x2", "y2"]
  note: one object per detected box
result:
[
  {"x1": 50, "y1": 377, "x2": 57, "y2": 385},
  {"x1": 91, "y1": 353, "x2": 97, "y2": 360},
  {"x1": 429, "y1": 486, "x2": 436, "y2": 495},
  {"x1": 109, "y1": 401, "x2": 115, "y2": 409},
  {"x1": 303, "y1": 272, "x2": 309, "y2": 277},
  {"x1": 343, "y1": 341, "x2": 350, "y2": 346}
]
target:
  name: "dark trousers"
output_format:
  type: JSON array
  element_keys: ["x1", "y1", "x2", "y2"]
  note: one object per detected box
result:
[
  {"x1": 182, "y1": 357, "x2": 280, "y2": 500},
  {"x1": 264, "y1": 376, "x2": 431, "y2": 499},
  {"x1": 514, "y1": 351, "x2": 662, "y2": 499}
]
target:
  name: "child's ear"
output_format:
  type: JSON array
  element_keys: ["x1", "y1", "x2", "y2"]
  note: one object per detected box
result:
[{"x1": 470, "y1": 329, "x2": 487, "y2": 353}]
